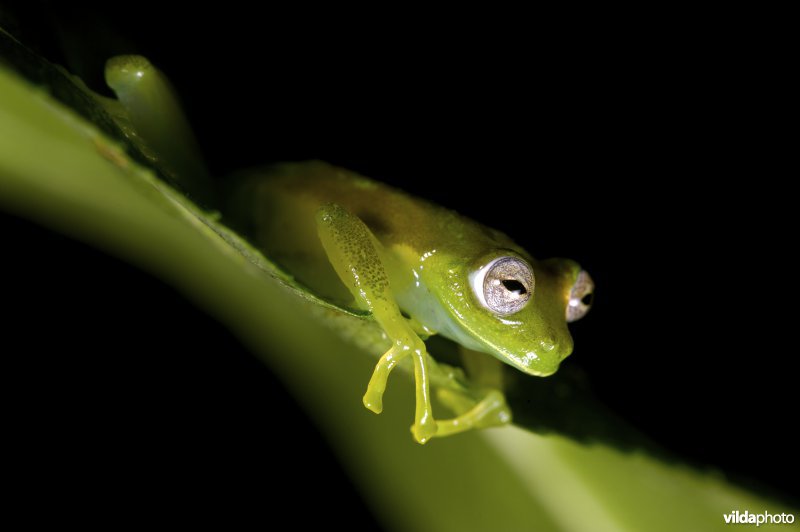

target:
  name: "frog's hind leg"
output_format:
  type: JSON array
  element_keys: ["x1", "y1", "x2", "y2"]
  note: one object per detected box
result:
[{"x1": 316, "y1": 203, "x2": 438, "y2": 443}]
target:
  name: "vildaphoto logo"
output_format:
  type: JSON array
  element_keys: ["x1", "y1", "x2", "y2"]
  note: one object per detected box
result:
[{"x1": 723, "y1": 510, "x2": 795, "y2": 526}]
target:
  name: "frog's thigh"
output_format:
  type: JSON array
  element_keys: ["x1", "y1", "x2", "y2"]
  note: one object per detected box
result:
[{"x1": 315, "y1": 204, "x2": 438, "y2": 443}]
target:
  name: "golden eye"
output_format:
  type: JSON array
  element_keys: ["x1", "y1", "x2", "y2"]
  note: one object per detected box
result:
[
  {"x1": 566, "y1": 270, "x2": 594, "y2": 323},
  {"x1": 472, "y1": 257, "x2": 534, "y2": 316}
]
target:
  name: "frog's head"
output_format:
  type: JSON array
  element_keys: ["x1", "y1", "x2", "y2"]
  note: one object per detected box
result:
[{"x1": 445, "y1": 251, "x2": 593, "y2": 377}]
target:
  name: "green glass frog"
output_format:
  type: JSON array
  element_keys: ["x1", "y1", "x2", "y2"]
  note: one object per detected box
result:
[{"x1": 237, "y1": 162, "x2": 594, "y2": 443}]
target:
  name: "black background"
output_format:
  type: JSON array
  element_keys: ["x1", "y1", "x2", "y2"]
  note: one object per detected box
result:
[{"x1": 2, "y1": 2, "x2": 796, "y2": 524}]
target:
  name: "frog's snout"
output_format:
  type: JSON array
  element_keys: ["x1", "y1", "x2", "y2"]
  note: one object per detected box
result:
[
  {"x1": 540, "y1": 329, "x2": 573, "y2": 362},
  {"x1": 557, "y1": 337, "x2": 574, "y2": 362},
  {"x1": 534, "y1": 334, "x2": 573, "y2": 375}
]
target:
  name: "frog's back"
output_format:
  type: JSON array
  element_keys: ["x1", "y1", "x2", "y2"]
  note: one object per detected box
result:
[
  {"x1": 230, "y1": 161, "x2": 515, "y2": 308},
  {"x1": 255, "y1": 161, "x2": 456, "y2": 247}
]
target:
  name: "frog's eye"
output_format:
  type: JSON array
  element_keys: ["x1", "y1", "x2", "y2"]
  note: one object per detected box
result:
[
  {"x1": 472, "y1": 256, "x2": 534, "y2": 316},
  {"x1": 566, "y1": 270, "x2": 594, "y2": 323}
]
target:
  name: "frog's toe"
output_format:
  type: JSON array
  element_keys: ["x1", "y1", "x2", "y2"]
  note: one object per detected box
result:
[
  {"x1": 411, "y1": 417, "x2": 438, "y2": 444},
  {"x1": 362, "y1": 345, "x2": 405, "y2": 414},
  {"x1": 363, "y1": 388, "x2": 383, "y2": 414}
]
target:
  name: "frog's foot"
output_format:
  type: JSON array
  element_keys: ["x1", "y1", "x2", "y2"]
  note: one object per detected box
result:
[
  {"x1": 363, "y1": 340, "x2": 438, "y2": 444},
  {"x1": 434, "y1": 389, "x2": 512, "y2": 438}
]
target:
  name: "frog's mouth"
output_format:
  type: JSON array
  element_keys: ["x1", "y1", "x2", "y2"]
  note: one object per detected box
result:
[
  {"x1": 441, "y1": 320, "x2": 566, "y2": 377},
  {"x1": 480, "y1": 336, "x2": 568, "y2": 377},
  {"x1": 520, "y1": 365, "x2": 559, "y2": 377},
  {"x1": 501, "y1": 351, "x2": 560, "y2": 377}
]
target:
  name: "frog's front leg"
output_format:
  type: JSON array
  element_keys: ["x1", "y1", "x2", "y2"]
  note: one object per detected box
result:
[
  {"x1": 430, "y1": 347, "x2": 512, "y2": 437},
  {"x1": 316, "y1": 204, "x2": 437, "y2": 443},
  {"x1": 434, "y1": 389, "x2": 511, "y2": 437}
]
